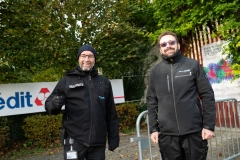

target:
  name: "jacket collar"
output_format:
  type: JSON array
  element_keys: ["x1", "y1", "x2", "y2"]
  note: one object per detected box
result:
[
  {"x1": 66, "y1": 66, "x2": 98, "y2": 76},
  {"x1": 161, "y1": 50, "x2": 182, "y2": 64}
]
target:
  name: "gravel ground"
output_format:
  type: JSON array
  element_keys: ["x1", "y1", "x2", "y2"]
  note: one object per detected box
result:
[{"x1": 11, "y1": 131, "x2": 160, "y2": 160}]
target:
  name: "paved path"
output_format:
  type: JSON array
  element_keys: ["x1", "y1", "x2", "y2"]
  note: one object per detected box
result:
[{"x1": 15, "y1": 131, "x2": 161, "y2": 160}]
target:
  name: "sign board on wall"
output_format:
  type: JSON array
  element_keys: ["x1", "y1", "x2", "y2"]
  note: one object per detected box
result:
[
  {"x1": 202, "y1": 41, "x2": 240, "y2": 101},
  {"x1": 0, "y1": 79, "x2": 125, "y2": 116}
]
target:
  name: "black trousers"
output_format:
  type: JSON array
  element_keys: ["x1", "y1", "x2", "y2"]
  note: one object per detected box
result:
[
  {"x1": 158, "y1": 131, "x2": 208, "y2": 160},
  {"x1": 63, "y1": 138, "x2": 106, "y2": 160}
]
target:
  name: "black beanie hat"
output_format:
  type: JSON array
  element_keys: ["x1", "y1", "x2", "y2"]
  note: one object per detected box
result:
[{"x1": 77, "y1": 44, "x2": 97, "y2": 60}]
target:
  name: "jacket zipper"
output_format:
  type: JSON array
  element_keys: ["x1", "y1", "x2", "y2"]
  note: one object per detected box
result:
[
  {"x1": 87, "y1": 75, "x2": 92, "y2": 146},
  {"x1": 171, "y1": 64, "x2": 180, "y2": 135},
  {"x1": 167, "y1": 75, "x2": 170, "y2": 92}
]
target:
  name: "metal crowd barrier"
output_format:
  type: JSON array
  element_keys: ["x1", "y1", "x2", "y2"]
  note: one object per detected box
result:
[{"x1": 130, "y1": 98, "x2": 240, "y2": 160}]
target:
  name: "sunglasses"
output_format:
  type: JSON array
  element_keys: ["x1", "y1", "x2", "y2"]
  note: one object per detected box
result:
[{"x1": 160, "y1": 41, "x2": 177, "y2": 48}]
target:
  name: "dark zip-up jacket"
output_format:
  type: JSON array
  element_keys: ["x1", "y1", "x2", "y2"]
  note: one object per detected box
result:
[
  {"x1": 147, "y1": 50, "x2": 215, "y2": 135},
  {"x1": 45, "y1": 66, "x2": 119, "y2": 147}
]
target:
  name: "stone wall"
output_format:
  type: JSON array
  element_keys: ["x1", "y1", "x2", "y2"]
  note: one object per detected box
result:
[{"x1": 142, "y1": 43, "x2": 162, "y2": 103}]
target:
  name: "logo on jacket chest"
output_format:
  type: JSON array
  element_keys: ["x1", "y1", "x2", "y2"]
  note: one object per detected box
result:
[{"x1": 69, "y1": 83, "x2": 84, "y2": 88}]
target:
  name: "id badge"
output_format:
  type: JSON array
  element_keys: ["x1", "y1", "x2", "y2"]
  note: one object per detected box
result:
[{"x1": 66, "y1": 150, "x2": 78, "y2": 159}]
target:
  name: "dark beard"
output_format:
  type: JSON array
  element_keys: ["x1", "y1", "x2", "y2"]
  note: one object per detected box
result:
[
  {"x1": 79, "y1": 65, "x2": 94, "y2": 71},
  {"x1": 161, "y1": 50, "x2": 181, "y2": 62},
  {"x1": 161, "y1": 50, "x2": 178, "y2": 59}
]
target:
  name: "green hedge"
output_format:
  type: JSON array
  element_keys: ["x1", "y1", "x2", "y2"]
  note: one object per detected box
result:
[
  {"x1": 0, "y1": 117, "x2": 9, "y2": 151},
  {"x1": 116, "y1": 103, "x2": 140, "y2": 131},
  {"x1": 22, "y1": 114, "x2": 62, "y2": 147}
]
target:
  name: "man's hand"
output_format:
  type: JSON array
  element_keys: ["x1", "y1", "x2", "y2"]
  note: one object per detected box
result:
[
  {"x1": 202, "y1": 128, "x2": 214, "y2": 140},
  {"x1": 150, "y1": 132, "x2": 159, "y2": 143},
  {"x1": 108, "y1": 145, "x2": 118, "y2": 152},
  {"x1": 52, "y1": 96, "x2": 65, "y2": 108}
]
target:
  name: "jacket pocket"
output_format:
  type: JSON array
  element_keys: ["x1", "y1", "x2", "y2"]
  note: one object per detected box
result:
[
  {"x1": 175, "y1": 71, "x2": 192, "y2": 78},
  {"x1": 167, "y1": 75, "x2": 170, "y2": 92},
  {"x1": 95, "y1": 84, "x2": 108, "y2": 107}
]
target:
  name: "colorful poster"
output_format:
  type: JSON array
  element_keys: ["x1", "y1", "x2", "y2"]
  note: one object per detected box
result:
[{"x1": 202, "y1": 41, "x2": 240, "y2": 101}]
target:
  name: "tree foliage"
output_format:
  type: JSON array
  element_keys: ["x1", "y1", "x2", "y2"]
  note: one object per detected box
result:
[
  {"x1": 92, "y1": 0, "x2": 157, "y2": 79},
  {"x1": 0, "y1": 0, "x2": 78, "y2": 83},
  {"x1": 0, "y1": 0, "x2": 155, "y2": 84},
  {"x1": 93, "y1": 22, "x2": 155, "y2": 79}
]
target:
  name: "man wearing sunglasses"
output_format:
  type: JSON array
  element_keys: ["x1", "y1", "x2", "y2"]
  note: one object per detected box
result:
[
  {"x1": 147, "y1": 31, "x2": 215, "y2": 160},
  {"x1": 45, "y1": 44, "x2": 119, "y2": 160}
]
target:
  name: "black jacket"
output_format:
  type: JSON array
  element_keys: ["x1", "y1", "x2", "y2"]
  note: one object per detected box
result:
[
  {"x1": 45, "y1": 66, "x2": 119, "y2": 147},
  {"x1": 147, "y1": 50, "x2": 215, "y2": 135}
]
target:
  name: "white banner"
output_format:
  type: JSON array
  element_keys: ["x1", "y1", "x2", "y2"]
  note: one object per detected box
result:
[
  {"x1": 0, "y1": 79, "x2": 125, "y2": 116},
  {"x1": 202, "y1": 41, "x2": 240, "y2": 101}
]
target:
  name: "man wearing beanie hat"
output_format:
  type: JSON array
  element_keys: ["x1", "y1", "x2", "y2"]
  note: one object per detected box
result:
[
  {"x1": 77, "y1": 44, "x2": 97, "y2": 62},
  {"x1": 45, "y1": 44, "x2": 119, "y2": 160}
]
